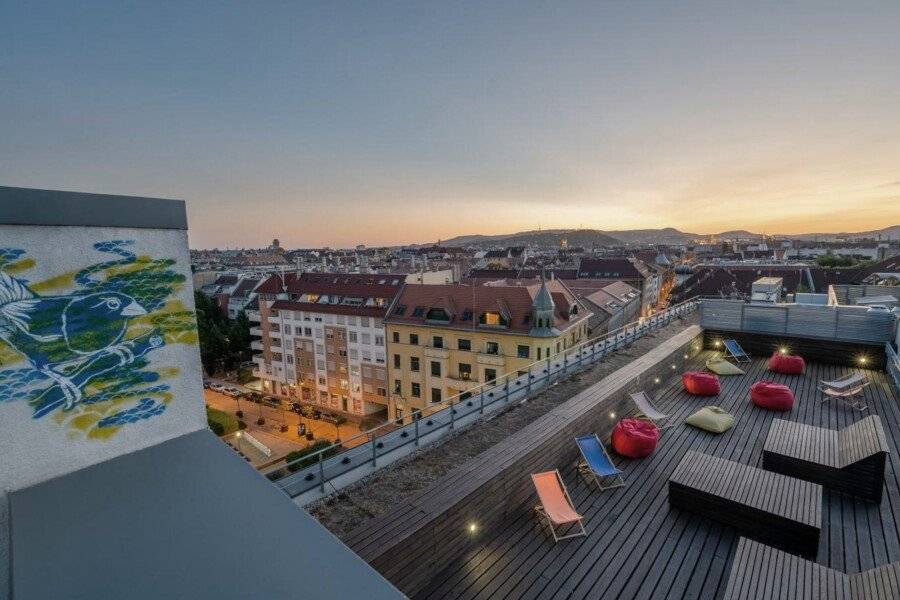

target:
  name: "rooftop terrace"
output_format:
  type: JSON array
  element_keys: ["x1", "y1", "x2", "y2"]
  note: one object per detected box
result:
[{"x1": 360, "y1": 349, "x2": 900, "y2": 599}]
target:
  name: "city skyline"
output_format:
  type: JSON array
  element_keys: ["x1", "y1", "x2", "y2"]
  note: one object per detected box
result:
[{"x1": 3, "y1": 2, "x2": 900, "y2": 248}]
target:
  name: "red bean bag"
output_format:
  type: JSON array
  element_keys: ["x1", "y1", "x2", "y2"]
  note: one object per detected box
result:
[
  {"x1": 612, "y1": 418, "x2": 659, "y2": 458},
  {"x1": 750, "y1": 381, "x2": 795, "y2": 411},
  {"x1": 768, "y1": 352, "x2": 805, "y2": 374},
  {"x1": 682, "y1": 371, "x2": 720, "y2": 396}
]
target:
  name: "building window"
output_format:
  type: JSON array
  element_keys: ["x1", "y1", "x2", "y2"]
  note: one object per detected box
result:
[
  {"x1": 409, "y1": 333, "x2": 419, "y2": 345},
  {"x1": 393, "y1": 354, "x2": 401, "y2": 368},
  {"x1": 348, "y1": 331, "x2": 358, "y2": 343},
  {"x1": 432, "y1": 336, "x2": 443, "y2": 348},
  {"x1": 392, "y1": 331, "x2": 400, "y2": 343},
  {"x1": 377, "y1": 387, "x2": 387, "y2": 397},
  {"x1": 430, "y1": 361, "x2": 441, "y2": 377},
  {"x1": 485, "y1": 368, "x2": 496, "y2": 384},
  {"x1": 479, "y1": 311, "x2": 508, "y2": 327},
  {"x1": 517, "y1": 345, "x2": 530, "y2": 359},
  {"x1": 537, "y1": 347, "x2": 542, "y2": 360},
  {"x1": 485, "y1": 341, "x2": 500, "y2": 355},
  {"x1": 411, "y1": 382, "x2": 421, "y2": 397},
  {"x1": 459, "y1": 363, "x2": 472, "y2": 380},
  {"x1": 410, "y1": 357, "x2": 420, "y2": 372},
  {"x1": 425, "y1": 307, "x2": 451, "y2": 322},
  {"x1": 394, "y1": 379, "x2": 402, "y2": 394},
  {"x1": 431, "y1": 387, "x2": 442, "y2": 403},
  {"x1": 375, "y1": 335, "x2": 384, "y2": 346},
  {"x1": 458, "y1": 338, "x2": 471, "y2": 351}
]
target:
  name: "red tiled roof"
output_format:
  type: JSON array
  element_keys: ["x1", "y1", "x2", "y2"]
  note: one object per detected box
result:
[
  {"x1": 578, "y1": 258, "x2": 646, "y2": 280},
  {"x1": 385, "y1": 280, "x2": 589, "y2": 334},
  {"x1": 256, "y1": 272, "x2": 405, "y2": 297},
  {"x1": 270, "y1": 300, "x2": 388, "y2": 318}
]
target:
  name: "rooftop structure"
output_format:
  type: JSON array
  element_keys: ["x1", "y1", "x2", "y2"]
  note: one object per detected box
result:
[{"x1": 0, "y1": 187, "x2": 403, "y2": 599}]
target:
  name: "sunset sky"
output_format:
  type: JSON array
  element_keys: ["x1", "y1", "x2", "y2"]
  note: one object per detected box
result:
[{"x1": 2, "y1": 1, "x2": 899, "y2": 248}]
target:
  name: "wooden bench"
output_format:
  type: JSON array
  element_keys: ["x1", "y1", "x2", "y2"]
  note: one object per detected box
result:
[
  {"x1": 723, "y1": 537, "x2": 900, "y2": 600},
  {"x1": 763, "y1": 416, "x2": 889, "y2": 503},
  {"x1": 669, "y1": 451, "x2": 822, "y2": 557}
]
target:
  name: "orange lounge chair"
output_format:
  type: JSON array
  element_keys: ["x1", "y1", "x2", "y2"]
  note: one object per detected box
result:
[{"x1": 532, "y1": 470, "x2": 587, "y2": 542}]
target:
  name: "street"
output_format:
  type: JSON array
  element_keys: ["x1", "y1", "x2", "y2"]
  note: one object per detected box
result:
[{"x1": 203, "y1": 380, "x2": 367, "y2": 459}]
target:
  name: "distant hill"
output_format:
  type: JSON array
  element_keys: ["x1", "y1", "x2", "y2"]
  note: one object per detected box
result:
[
  {"x1": 432, "y1": 224, "x2": 899, "y2": 248},
  {"x1": 438, "y1": 229, "x2": 621, "y2": 248}
]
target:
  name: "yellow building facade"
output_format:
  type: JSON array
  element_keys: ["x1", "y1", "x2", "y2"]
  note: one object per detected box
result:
[{"x1": 384, "y1": 279, "x2": 590, "y2": 422}]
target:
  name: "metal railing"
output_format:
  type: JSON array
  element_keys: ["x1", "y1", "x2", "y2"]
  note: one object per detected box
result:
[
  {"x1": 887, "y1": 342, "x2": 900, "y2": 392},
  {"x1": 700, "y1": 299, "x2": 896, "y2": 344},
  {"x1": 264, "y1": 297, "x2": 700, "y2": 500}
]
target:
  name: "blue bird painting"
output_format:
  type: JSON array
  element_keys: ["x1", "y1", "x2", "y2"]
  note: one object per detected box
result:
[{"x1": 0, "y1": 271, "x2": 149, "y2": 410}]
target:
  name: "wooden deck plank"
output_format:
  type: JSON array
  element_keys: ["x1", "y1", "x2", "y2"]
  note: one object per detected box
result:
[{"x1": 413, "y1": 353, "x2": 900, "y2": 600}]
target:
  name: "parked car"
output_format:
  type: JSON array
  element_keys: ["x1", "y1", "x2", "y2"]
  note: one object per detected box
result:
[
  {"x1": 290, "y1": 402, "x2": 302, "y2": 414},
  {"x1": 320, "y1": 413, "x2": 339, "y2": 425},
  {"x1": 202, "y1": 378, "x2": 211, "y2": 389},
  {"x1": 223, "y1": 387, "x2": 243, "y2": 398},
  {"x1": 209, "y1": 383, "x2": 226, "y2": 393},
  {"x1": 262, "y1": 397, "x2": 281, "y2": 408}
]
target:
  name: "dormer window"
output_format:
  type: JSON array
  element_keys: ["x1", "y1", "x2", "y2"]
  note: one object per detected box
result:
[
  {"x1": 479, "y1": 311, "x2": 508, "y2": 327},
  {"x1": 425, "y1": 307, "x2": 451, "y2": 322},
  {"x1": 571, "y1": 305, "x2": 578, "y2": 315}
]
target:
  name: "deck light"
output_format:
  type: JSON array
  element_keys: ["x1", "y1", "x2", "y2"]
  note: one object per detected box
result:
[
  {"x1": 779, "y1": 347, "x2": 788, "y2": 355},
  {"x1": 859, "y1": 356, "x2": 868, "y2": 365},
  {"x1": 609, "y1": 411, "x2": 616, "y2": 419},
  {"x1": 671, "y1": 364, "x2": 677, "y2": 370},
  {"x1": 468, "y1": 522, "x2": 478, "y2": 534},
  {"x1": 653, "y1": 377, "x2": 661, "y2": 384},
  {"x1": 714, "y1": 340, "x2": 721, "y2": 347}
]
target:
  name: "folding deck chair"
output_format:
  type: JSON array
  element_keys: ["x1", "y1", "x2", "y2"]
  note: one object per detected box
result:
[
  {"x1": 819, "y1": 372, "x2": 867, "y2": 393},
  {"x1": 722, "y1": 339, "x2": 751, "y2": 363},
  {"x1": 819, "y1": 382, "x2": 870, "y2": 411},
  {"x1": 531, "y1": 470, "x2": 587, "y2": 542},
  {"x1": 575, "y1": 434, "x2": 626, "y2": 490},
  {"x1": 629, "y1": 391, "x2": 674, "y2": 429}
]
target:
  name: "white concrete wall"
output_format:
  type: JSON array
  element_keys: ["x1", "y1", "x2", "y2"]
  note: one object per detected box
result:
[{"x1": 0, "y1": 225, "x2": 205, "y2": 493}]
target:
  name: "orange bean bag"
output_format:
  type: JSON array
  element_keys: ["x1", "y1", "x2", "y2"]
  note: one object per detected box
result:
[
  {"x1": 768, "y1": 352, "x2": 805, "y2": 374},
  {"x1": 611, "y1": 418, "x2": 659, "y2": 458},
  {"x1": 750, "y1": 380, "x2": 795, "y2": 411},
  {"x1": 682, "y1": 371, "x2": 720, "y2": 396}
]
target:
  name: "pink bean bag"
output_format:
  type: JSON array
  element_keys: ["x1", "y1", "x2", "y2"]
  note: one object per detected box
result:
[
  {"x1": 768, "y1": 352, "x2": 805, "y2": 374},
  {"x1": 750, "y1": 380, "x2": 795, "y2": 411},
  {"x1": 612, "y1": 418, "x2": 659, "y2": 458},
  {"x1": 682, "y1": 371, "x2": 721, "y2": 396}
]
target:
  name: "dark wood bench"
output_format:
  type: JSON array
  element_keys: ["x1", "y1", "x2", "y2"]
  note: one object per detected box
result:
[
  {"x1": 669, "y1": 451, "x2": 822, "y2": 557},
  {"x1": 763, "y1": 415, "x2": 889, "y2": 503},
  {"x1": 724, "y1": 537, "x2": 900, "y2": 600}
]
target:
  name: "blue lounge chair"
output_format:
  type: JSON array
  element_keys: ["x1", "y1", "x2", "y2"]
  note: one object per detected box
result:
[
  {"x1": 723, "y1": 339, "x2": 751, "y2": 363},
  {"x1": 575, "y1": 434, "x2": 626, "y2": 491}
]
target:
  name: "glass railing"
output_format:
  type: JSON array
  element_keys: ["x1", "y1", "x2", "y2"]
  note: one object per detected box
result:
[{"x1": 263, "y1": 297, "x2": 700, "y2": 498}]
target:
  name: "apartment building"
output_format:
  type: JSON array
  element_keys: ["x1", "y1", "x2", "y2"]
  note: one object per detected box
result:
[
  {"x1": 384, "y1": 278, "x2": 591, "y2": 422},
  {"x1": 250, "y1": 272, "x2": 405, "y2": 418},
  {"x1": 577, "y1": 256, "x2": 661, "y2": 316}
]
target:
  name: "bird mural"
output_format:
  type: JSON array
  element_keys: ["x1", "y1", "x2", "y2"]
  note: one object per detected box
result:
[
  {"x1": 0, "y1": 270, "x2": 150, "y2": 410},
  {"x1": 0, "y1": 240, "x2": 198, "y2": 439}
]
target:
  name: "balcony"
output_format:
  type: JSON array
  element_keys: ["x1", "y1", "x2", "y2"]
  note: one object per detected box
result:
[
  {"x1": 246, "y1": 309, "x2": 260, "y2": 322},
  {"x1": 269, "y1": 330, "x2": 282, "y2": 340},
  {"x1": 249, "y1": 327, "x2": 263, "y2": 336},
  {"x1": 250, "y1": 340, "x2": 264, "y2": 351},
  {"x1": 268, "y1": 315, "x2": 280, "y2": 325}
]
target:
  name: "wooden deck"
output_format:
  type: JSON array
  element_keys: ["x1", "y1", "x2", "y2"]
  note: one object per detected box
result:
[{"x1": 415, "y1": 353, "x2": 900, "y2": 600}]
